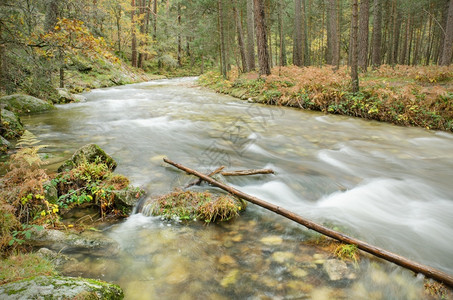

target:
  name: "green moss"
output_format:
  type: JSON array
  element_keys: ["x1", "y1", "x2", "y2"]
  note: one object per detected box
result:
[{"x1": 0, "y1": 253, "x2": 56, "y2": 285}]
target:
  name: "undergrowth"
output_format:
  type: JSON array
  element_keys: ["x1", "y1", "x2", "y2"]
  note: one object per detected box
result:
[{"x1": 199, "y1": 65, "x2": 453, "y2": 132}]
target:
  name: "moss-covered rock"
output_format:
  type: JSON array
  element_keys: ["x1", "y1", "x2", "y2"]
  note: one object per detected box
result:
[
  {"x1": 1, "y1": 109, "x2": 24, "y2": 139},
  {"x1": 58, "y1": 143, "x2": 117, "y2": 172},
  {"x1": 112, "y1": 187, "x2": 145, "y2": 214},
  {"x1": 139, "y1": 190, "x2": 247, "y2": 223},
  {"x1": 0, "y1": 275, "x2": 123, "y2": 299},
  {"x1": 55, "y1": 88, "x2": 87, "y2": 104},
  {"x1": 0, "y1": 94, "x2": 54, "y2": 114}
]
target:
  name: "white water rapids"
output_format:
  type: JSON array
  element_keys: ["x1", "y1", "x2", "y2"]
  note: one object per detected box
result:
[{"x1": 22, "y1": 77, "x2": 453, "y2": 298}]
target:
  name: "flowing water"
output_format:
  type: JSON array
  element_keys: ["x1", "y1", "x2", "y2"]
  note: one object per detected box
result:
[{"x1": 21, "y1": 77, "x2": 453, "y2": 299}]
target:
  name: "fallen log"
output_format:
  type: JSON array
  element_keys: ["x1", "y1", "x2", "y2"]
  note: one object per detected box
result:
[
  {"x1": 220, "y1": 169, "x2": 274, "y2": 176},
  {"x1": 163, "y1": 157, "x2": 453, "y2": 288},
  {"x1": 185, "y1": 166, "x2": 225, "y2": 188}
]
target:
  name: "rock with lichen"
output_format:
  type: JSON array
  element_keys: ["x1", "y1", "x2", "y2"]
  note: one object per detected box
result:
[{"x1": 0, "y1": 276, "x2": 124, "y2": 299}]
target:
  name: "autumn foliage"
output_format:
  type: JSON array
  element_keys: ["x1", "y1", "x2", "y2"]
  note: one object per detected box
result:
[{"x1": 199, "y1": 65, "x2": 453, "y2": 132}]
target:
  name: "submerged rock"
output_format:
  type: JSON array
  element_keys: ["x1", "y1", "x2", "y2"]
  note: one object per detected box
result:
[
  {"x1": 58, "y1": 143, "x2": 117, "y2": 172},
  {"x1": 323, "y1": 259, "x2": 357, "y2": 281},
  {"x1": 0, "y1": 94, "x2": 54, "y2": 114},
  {"x1": 29, "y1": 228, "x2": 120, "y2": 254},
  {"x1": 0, "y1": 276, "x2": 123, "y2": 299}
]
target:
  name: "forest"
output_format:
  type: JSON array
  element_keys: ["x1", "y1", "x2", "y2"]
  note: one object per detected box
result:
[{"x1": 1, "y1": 0, "x2": 453, "y2": 299}]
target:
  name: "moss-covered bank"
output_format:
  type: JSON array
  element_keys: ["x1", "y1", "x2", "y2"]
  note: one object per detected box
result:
[{"x1": 199, "y1": 65, "x2": 453, "y2": 132}]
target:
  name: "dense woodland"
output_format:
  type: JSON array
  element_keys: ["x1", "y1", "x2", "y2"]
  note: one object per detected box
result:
[{"x1": 0, "y1": 0, "x2": 452, "y2": 97}]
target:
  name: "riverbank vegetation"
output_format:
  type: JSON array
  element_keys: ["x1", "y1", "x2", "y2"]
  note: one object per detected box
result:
[{"x1": 199, "y1": 65, "x2": 453, "y2": 132}]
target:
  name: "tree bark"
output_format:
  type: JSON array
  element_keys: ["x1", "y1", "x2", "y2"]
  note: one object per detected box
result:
[
  {"x1": 253, "y1": 0, "x2": 271, "y2": 76},
  {"x1": 327, "y1": 0, "x2": 339, "y2": 68},
  {"x1": 221, "y1": 169, "x2": 274, "y2": 176},
  {"x1": 177, "y1": 3, "x2": 182, "y2": 67},
  {"x1": 391, "y1": 8, "x2": 401, "y2": 65},
  {"x1": 400, "y1": 13, "x2": 410, "y2": 65},
  {"x1": 358, "y1": 0, "x2": 369, "y2": 70},
  {"x1": 131, "y1": 0, "x2": 138, "y2": 67},
  {"x1": 278, "y1": 0, "x2": 287, "y2": 66},
  {"x1": 153, "y1": 0, "x2": 157, "y2": 40},
  {"x1": 293, "y1": 0, "x2": 303, "y2": 66},
  {"x1": 351, "y1": 0, "x2": 359, "y2": 93},
  {"x1": 371, "y1": 0, "x2": 382, "y2": 68},
  {"x1": 246, "y1": 0, "x2": 256, "y2": 71},
  {"x1": 218, "y1": 0, "x2": 227, "y2": 77},
  {"x1": 163, "y1": 157, "x2": 453, "y2": 289},
  {"x1": 233, "y1": 1, "x2": 248, "y2": 72},
  {"x1": 137, "y1": 0, "x2": 146, "y2": 69},
  {"x1": 302, "y1": 0, "x2": 310, "y2": 66},
  {"x1": 441, "y1": 0, "x2": 453, "y2": 65}
]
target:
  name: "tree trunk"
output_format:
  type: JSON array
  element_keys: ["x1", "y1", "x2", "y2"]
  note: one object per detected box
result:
[
  {"x1": 327, "y1": 0, "x2": 339, "y2": 68},
  {"x1": 278, "y1": 0, "x2": 287, "y2": 66},
  {"x1": 400, "y1": 13, "x2": 410, "y2": 65},
  {"x1": 163, "y1": 157, "x2": 453, "y2": 289},
  {"x1": 153, "y1": 0, "x2": 157, "y2": 40},
  {"x1": 233, "y1": 1, "x2": 248, "y2": 72},
  {"x1": 351, "y1": 0, "x2": 359, "y2": 93},
  {"x1": 177, "y1": 3, "x2": 182, "y2": 67},
  {"x1": 371, "y1": 0, "x2": 382, "y2": 68},
  {"x1": 137, "y1": 0, "x2": 146, "y2": 69},
  {"x1": 293, "y1": 0, "x2": 303, "y2": 66},
  {"x1": 302, "y1": 0, "x2": 310, "y2": 66},
  {"x1": 218, "y1": 0, "x2": 227, "y2": 77},
  {"x1": 131, "y1": 0, "x2": 138, "y2": 67},
  {"x1": 441, "y1": 0, "x2": 453, "y2": 65},
  {"x1": 0, "y1": 22, "x2": 5, "y2": 93},
  {"x1": 246, "y1": 0, "x2": 256, "y2": 71},
  {"x1": 391, "y1": 8, "x2": 401, "y2": 65},
  {"x1": 254, "y1": 0, "x2": 271, "y2": 76},
  {"x1": 45, "y1": 0, "x2": 60, "y2": 32}
]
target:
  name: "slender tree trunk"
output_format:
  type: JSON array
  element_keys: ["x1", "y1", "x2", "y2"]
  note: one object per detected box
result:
[
  {"x1": 177, "y1": 3, "x2": 182, "y2": 67},
  {"x1": 302, "y1": 0, "x2": 310, "y2": 65},
  {"x1": 254, "y1": 0, "x2": 271, "y2": 76},
  {"x1": 441, "y1": 0, "x2": 453, "y2": 65},
  {"x1": 116, "y1": 9, "x2": 122, "y2": 53},
  {"x1": 407, "y1": 18, "x2": 414, "y2": 65},
  {"x1": 358, "y1": 0, "x2": 369, "y2": 71},
  {"x1": 293, "y1": 0, "x2": 303, "y2": 66},
  {"x1": 143, "y1": 0, "x2": 152, "y2": 61},
  {"x1": 153, "y1": 0, "x2": 157, "y2": 40},
  {"x1": 400, "y1": 14, "x2": 410, "y2": 65},
  {"x1": 371, "y1": 0, "x2": 382, "y2": 68},
  {"x1": 0, "y1": 22, "x2": 5, "y2": 92},
  {"x1": 246, "y1": 0, "x2": 256, "y2": 71},
  {"x1": 327, "y1": 0, "x2": 339, "y2": 68},
  {"x1": 351, "y1": 0, "x2": 359, "y2": 93},
  {"x1": 278, "y1": 0, "x2": 287, "y2": 66},
  {"x1": 392, "y1": 8, "x2": 401, "y2": 65},
  {"x1": 137, "y1": 0, "x2": 146, "y2": 69},
  {"x1": 233, "y1": 1, "x2": 248, "y2": 72},
  {"x1": 218, "y1": 0, "x2": 227, "y2": 77},
  {"x1": 131, "y1": 0, "x2": 138, "y2": 67}
]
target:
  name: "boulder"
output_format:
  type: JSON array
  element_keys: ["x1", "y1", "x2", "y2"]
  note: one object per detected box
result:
[
  {"x1": 112, "y1": 187, "x2": 145, "y2": 213},
  {"x1": 0, "y1": 94, "x2": 54, "y2": 114},
  {"x1": 1, "y1": 108, "x2": 24, "y2": 139},
  {"x1": 0, "y1": 135, "x2": 11, "y2": 151},
  {"x1": 56, "y1": 88, "x2": 87, "y2": 104},
  {"x1": 0, "y1": 276, "x2": 123, "y2": 299},
  {"x1": 58, "y1": 143, "x2": 117, "y2": 173}
]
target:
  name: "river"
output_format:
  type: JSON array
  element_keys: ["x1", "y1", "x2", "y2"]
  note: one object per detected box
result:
[{"x1": 22, "y1": 77, "x2": 453, "y2": 299}]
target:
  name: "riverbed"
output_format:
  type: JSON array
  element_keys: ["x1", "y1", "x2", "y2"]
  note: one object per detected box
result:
[{"x1": 22, "y1": 77, "x2": 453, "y2": 299}]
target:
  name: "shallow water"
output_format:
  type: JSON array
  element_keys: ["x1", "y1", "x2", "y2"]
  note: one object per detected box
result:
[{"x1": 22, "y1": 77, "x2": 453, "y2": 298}]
